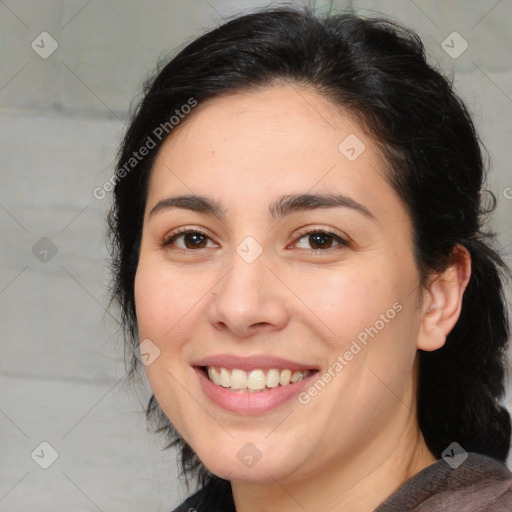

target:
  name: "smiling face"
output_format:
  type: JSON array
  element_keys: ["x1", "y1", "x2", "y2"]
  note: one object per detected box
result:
[{"x1": 134, "y1": 84, "x2": 428, "y2": 488}]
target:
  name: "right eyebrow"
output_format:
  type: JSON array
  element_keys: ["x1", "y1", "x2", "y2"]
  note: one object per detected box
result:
[
  {"x1": 268, "y1": 192, "x2": 375, "y2": 221},
  {"x1": 149, "y1": 195, "x2": 227, "y2": 222},
  {"x1": 148, "y1": 192, "x2": 376, "y2": 223}
]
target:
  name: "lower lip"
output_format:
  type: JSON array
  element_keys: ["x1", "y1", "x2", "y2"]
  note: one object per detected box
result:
[{"x1": 194, "y1": 367, "x2": 316, "y2": 415}]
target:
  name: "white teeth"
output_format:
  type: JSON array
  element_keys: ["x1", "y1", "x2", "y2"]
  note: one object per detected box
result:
[
  {"x1": 230, "y1": 369, "x2": 247, "y2": 389},
  {"x1": 266, "y1": 369, "x2": 280, "y2": 388},
  {"x1": 247, "y1": 369, "x2": 266, "y2": 390},
  {"x1": 219, "y1": 367, "x2": 231, "y2": 387},
  {"x1": 205, "y1": 366, "x2": 311, "y2": 391},
  {"x1": 291, "y1": 371, "x2": 304, "y2": 383},
  {"x1": 280, "y1": 369, "x2": 291, "y2": 386}
]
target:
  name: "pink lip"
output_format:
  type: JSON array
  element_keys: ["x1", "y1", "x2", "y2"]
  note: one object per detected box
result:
[
  {"x1": 193, "y1": 366, "x2": 317, "y2": 415},
  {"x1": 191, "y1": 354, "x2": 318, "y2": 372}
]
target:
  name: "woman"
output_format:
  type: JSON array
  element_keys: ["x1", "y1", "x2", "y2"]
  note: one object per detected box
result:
[{"x1": 107, "y1": 6, "x2": 512, "y2": 511}]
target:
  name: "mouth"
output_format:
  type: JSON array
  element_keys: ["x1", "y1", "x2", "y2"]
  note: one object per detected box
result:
[
  {"x1": 198, "y1": 365, "x2": 315, "y2": 392},
  {"x1": 193, "y1": 360, "x2": 319, "y2": 415}
]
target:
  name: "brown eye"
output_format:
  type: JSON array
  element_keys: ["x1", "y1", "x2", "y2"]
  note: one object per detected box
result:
[
  {"x1": 162, "y1": 230, "x2": 216, "y2": 250},
  {"x1": 307, "y1": 232, "x2": 335, "y2": 250},
  {"x1": 294, "y1": 229, "x2": 349, "y2": 251},
  {"x1": 180, "y1": 232, "x2": 208, "y2": 249}
]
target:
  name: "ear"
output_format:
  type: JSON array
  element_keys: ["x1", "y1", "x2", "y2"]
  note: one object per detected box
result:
[{"x1": 417, "y1": 245, "x2": 472, "y2": 352}]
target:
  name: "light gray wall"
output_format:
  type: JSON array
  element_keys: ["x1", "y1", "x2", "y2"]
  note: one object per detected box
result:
[{"x1": 1, "y1": 1, "x2": 511, "y2": 510}]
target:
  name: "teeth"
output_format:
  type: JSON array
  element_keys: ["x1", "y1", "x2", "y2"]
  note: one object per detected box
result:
[
  {"x1": 280, "y1": 369, "x2": 291, "y2": 386},
  {"x1": 219, "y1": 367, "x2": 231, "y2": 387},
  {"x1": 247, "y1": 369, "x2": 266, "y2": 390},
  {"x1": 206, "y1": 366, "x2": 311, "y2": 391},
  {"x1": 230, "y1": 369, "x2": 247, "y2": 390},
  {"x1": 291, "y1": 371, "x2": 304, "y2": 383},
  {"x1": 266, "y1": 369, "x2": 280, "y2": 388}
]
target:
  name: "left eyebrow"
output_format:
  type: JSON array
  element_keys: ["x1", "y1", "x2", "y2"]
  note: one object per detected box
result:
[
  {"x1": 149, "y1": 195, "x2": 227, "y2": 221},
  {"x1": 148, "y1": 192, "x2": 375, "y2": 222},
  {"x1": 269, "y1": 193, "x2": 376, "y2": 221}
]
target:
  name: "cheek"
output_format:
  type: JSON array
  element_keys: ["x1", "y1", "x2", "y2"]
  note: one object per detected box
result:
[
  {"x1": 133, "y1": 259, "x2": 201, "y2": 434},
  {"x1": 294, "y1": 261, "x2": 402, "y2": 349},
  {"x1": 134, "y1": 255, "x2": 210, "y2": 339},
  {"x1": 296, "y1": 257, "x2": 420, "y2": 406}
]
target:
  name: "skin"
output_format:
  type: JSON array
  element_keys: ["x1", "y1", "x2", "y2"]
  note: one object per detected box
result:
[{"x1": 134, "y1": 84, "x2": 471, "y2": 512}]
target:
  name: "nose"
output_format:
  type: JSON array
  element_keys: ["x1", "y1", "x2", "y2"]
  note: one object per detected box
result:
[{"x1": 207, "y1": 248, "x2": 290, "y2": 337}]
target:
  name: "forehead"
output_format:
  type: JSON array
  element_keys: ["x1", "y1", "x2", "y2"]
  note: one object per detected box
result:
[
  {"x1": 154, "y1": 85, "x2": 366, "y2": 166},
  {"x1": 146, "y1": 84, "x2": 402, "y2": 223}
]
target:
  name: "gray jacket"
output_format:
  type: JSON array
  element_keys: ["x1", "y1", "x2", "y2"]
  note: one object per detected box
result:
[{"x1": 172, "y1": 452, "x2": 512, "y2": 511}]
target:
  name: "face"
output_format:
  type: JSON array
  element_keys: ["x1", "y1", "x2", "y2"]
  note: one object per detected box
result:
[{"x1": 134, "y1": 84, "x2": 425, "y2": 485}]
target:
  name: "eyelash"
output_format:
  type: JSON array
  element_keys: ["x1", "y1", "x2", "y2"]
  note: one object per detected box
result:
[{"x1": 161, "y1": 226, "x2": 350, "y2": 253}]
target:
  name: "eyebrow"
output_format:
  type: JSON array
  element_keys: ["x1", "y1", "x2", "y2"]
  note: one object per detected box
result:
[{"x1": 148, "y1": 193, "x2": 375, "y2": 221}]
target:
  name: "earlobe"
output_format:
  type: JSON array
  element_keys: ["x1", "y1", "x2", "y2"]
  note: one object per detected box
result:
[{"x1": 417, "y1": 245, "x2": 472, "y2": 352}]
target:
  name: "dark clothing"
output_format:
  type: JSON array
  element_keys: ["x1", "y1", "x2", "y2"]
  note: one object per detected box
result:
[
  {"x1": 171, "y1": 453, "x2": 512, "y2": 511},
  {"x1": 375, "y1": 453, "x2": 512, "y2": 511}
]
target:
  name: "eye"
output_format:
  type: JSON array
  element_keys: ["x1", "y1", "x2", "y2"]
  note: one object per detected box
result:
[
  {"x1": 161, "y1": 227, "x2": 350, "y2": 252},
  {"x1": 162, "y1": 228, "x2": 217, "y2": 250},
  {"x1": 292, "y1": 228, "x2": 349, "y2": 251}
]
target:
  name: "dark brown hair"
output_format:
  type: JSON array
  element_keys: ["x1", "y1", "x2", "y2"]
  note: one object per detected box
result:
[{"x1": 106, "y1": 5, "x2": 511, "y2": 504}]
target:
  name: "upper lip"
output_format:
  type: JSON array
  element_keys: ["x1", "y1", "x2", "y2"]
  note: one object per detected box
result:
[{"x1": 191, "y1": 354, "x2": 319, "y2": 372}]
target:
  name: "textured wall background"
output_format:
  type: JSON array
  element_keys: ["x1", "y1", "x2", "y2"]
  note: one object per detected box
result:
[{"x1": 1, "y1": 1, "x2": 511, "y2": 510}]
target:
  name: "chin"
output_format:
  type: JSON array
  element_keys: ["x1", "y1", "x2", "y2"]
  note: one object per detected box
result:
[{"x1": 192, "y1": 439, "x2": 305, "y2": 484}]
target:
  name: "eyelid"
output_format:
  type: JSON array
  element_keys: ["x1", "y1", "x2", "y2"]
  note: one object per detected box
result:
[
  {"x1": 161, "y1": 226, "x2": 217, "y2": 248},
  {"x1": 290, "y1": 226, "x2": 350, "y2": 250},
  {"x1": 161, "y1": 225, "x2": 350, "y2": 252}
]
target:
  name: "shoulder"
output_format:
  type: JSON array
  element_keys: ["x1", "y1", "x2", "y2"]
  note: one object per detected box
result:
[
  {"x1": 170, "y1": 454, "x2": 512, "y2": 511},
  {"x1": 376, "y1": 452, "x2": 512, "y2": 511}
]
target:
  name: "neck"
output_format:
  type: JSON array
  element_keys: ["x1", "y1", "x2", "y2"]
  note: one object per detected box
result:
[{"x1": 230, "y1": 399, "x2": 436, "y2": 512}]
